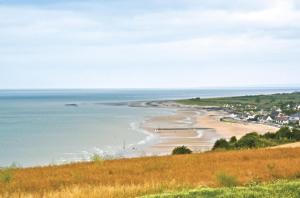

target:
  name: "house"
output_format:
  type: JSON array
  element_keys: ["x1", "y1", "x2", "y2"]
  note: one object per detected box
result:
[
  {"x1": 275, "y1": 113, "x2": 289, "y2": 125},
  {"x1": 259, "y1": 115, "x2": 273, "y2": 123},
  {"x1": 289, "y1": 113, "x2": 300, "y2": 125},
  {"x1": 229, "y1": 114, "x2": 238, "y2": 119},
  {"x1": 247, "y1": 115, "x2": 257, "y2": 121},
  {"x1": 266, "y1": 116, "x2": 273, "y2": 122}
]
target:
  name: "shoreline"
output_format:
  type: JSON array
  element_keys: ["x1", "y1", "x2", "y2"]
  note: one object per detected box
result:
[
  {"x1": 137, "y1": 101, "x2": 280, "y2": 155},
  {"x1": 141, "y1": 109, "x2": 219, "y2": 155},
  {"x1": 3, "y1": 100, "x2": 281, "y2": 168}
]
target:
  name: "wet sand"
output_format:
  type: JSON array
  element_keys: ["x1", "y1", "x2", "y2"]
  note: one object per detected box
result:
[{"x1": 142, "y1": 110, "x2": 218, "y2": 155}]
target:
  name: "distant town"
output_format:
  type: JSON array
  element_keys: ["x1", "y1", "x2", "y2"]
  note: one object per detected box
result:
[
  {"x1": 180, "y1": 92, "x2": 300, "y2": 129},
  {"x1": 222, "y1": 101, "x2": 300, "y2": 127}
]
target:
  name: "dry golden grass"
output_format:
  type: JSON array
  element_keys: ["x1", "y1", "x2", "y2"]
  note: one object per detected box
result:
[{"x1": 1, "y1": 148, "x2": 300, "y2": 198}]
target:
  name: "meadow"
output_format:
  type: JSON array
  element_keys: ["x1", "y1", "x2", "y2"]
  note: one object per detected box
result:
[
  {"x1": 178, "y1": 92, "x2": 300, "y2": 111},
  {"x1": 1, "y1": 147, "x2": 300, "y2": 198},
  {"x1": 146, "y1": 179, "x2": 300, "y2": 198}
]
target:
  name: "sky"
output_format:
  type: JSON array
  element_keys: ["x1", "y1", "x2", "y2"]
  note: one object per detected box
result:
[{"x1": 0, "y1": 0, "x2": 300, "y2": 89}]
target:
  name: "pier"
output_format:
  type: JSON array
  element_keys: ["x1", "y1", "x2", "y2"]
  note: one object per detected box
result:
[{"x1": 155, "y1": 127, "x2": 212, "y2": 132}]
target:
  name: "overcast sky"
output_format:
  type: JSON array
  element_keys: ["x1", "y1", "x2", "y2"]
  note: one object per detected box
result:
[{"x1": 0, "y1": 0, "x2": 300, "y2": 89}]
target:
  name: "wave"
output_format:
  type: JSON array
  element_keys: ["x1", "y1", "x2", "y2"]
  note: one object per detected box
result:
[
  {"x1": 55, "y1": 121, "x2": 158, "y2": 165},
  {"x1": 129, "y1": 121, "x2": 159, "y2": 146}
]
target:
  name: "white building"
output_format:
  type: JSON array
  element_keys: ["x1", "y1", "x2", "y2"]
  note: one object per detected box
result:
[
  {"x1": 266, "y1": 116, "x2": 273, "y2": 122},
  {"x1": 275, "y1": 114, "x2": 289, "y2": 125},
  {"x1": 289, "y1": 113, "x2": 300, "y2": 125}
]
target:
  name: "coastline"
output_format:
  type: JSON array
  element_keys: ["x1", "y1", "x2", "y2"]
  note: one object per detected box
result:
[
  {"x1": 141, "y1": 109, "x2": 218, "y2": 155},
  {"x1": 198, "y1": 110, "x2": 279, "y2": 139},
  {"x1": 136, "y1": 101, "x2": 279, "y2": 155}
]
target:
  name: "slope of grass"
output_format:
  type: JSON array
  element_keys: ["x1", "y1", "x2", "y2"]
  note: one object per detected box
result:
[
  {"x1": 178, "y1": 92, "x2": 300, "y2": 110},
  {"x1": 145, "y1": 180, "x2": 300, "y2": 198},
  {"x1": 1, "y1": 148, "x2": 300, "y2": 197}
]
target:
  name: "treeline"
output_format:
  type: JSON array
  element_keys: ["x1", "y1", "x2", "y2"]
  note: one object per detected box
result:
[{"x1": 213, "y1": 127, "x2": 300, "y2": 150}]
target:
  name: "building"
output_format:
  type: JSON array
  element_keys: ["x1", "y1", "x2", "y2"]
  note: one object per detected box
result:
[
  {"x1": 266, "y1": 116, "x2": 273, "y2": 122},
  {"x1": 258, "y1": 115, "x2": 273, "y2": 123},
  {"x1": 289, "y1": 113, "x2": 300, "y2": 125},
  {"x1": 275, "y1": 113, "x2": 289, "y2": 125}
]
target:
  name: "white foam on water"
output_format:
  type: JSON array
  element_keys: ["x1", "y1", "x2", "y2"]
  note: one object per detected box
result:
[
  {"x1": 61, "y1": 121, "x2": 160, "y2": 163},
  {"x1": 130, "y1": 121, "x2": 159, "y2": 147},
  {"x1": 196, "y1": 130, "x2": 204, "y2": 138}
]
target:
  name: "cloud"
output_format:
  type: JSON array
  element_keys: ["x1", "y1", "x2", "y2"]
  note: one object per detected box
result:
[
  {"x1": 1, "y1": 0, "x2": 300, "y2": 48},
  {"x1": 0, "y1": 0, "x2": 299, "y2": 88}
]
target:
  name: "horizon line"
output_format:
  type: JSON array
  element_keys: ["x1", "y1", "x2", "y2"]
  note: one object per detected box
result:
[{"x1": 1, "y1": 86, "x2": 300, "y2": 91}]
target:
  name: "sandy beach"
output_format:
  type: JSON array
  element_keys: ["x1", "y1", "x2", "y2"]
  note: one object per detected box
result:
[
  {"x1": 142, "y1": 109, "x2": 218, "y2": 155},
  {"x1": 141, "y1": 101, "x2": 279, "y2": 155},
  {"x1": 198, "y1": 110, "x2": 279, "y2": 138}
]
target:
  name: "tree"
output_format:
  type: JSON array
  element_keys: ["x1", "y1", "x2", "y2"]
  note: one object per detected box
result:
[
  {"x1": 236, "y1": 132, "x2": 260, "y2": 148},
  {"x1": 292, "y1": 128, "x2": 300, "y2": 141},
  {"x1": 262, "y1": 132, "x2": 276, "y2": 139},
  {"x1": 213, "y1": 139, "x2": 230, "y2": 150},
  {"x1": 275, "y1": 127, "x2": 293, "y2": 140},
  {"x1": 229, "y1": 136, "x2": 237, "y2": 144},
  {"x1": 172, "y1": 146, "x2": 192, "y2": 155}
]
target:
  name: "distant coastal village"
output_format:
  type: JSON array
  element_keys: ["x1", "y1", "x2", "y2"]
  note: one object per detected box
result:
[
  {"x1": 222, "y1": 100, "x2": 300, "y2": 127},
  {"x1": 181, "y1": 92, "x2": 300, "y2": 129}
]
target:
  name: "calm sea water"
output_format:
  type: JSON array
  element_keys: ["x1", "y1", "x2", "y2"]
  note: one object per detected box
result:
[{"x1": 0, "y1": 88, "x2": 299, "y2": 167}]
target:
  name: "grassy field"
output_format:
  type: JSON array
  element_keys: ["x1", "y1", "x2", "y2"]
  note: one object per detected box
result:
[
  {"x1": 145, "y1": 179, "x2": 300, "y2": 198},
  {"x1": 1, "y1": 148, "x2": 300, "y2": 197},
  {"x1": 178, "y1": 92, "x2": 300, "y2": 111}
]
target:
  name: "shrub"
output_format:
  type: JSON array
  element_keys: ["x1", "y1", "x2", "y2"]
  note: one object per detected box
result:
[
  {"x1": 216, "y1": 172, "x2": 239, "y2": 187},
  {"x1": 172, "y1": 146, "x2": 192, "y2": 155},
  {"x1": 229, "y1": 136, "x2": 237, "y2": 144},
  {"x1": 292, "y1": 128, "x2": 300, "y2": 141},
  {"x1": 91, "y1": 154, "x2": 103, "y2": 162},
  {"x1": 262, "y1": 132, "x2": 276, "y2": 139},
  {"x1": 0, "y1": 168, "x2": 13, "y2": 183},
  {"x1": 275, "y1": 127, "x2": 293, "y2": 140},
  {"x1": 213, "y1": 139, "x2": 230, "y2": 150},
  {"x1": 236, "y1": 132, "x2": 260, "y2": 148}
]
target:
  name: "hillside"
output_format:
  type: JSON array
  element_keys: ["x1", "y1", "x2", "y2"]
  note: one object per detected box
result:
[
  {"x1": 145, "y1": 179, "x2": 300, "y2": 198},
  {"x1": 178, "y1": 92, "x2": 300, "y2": 114},
  {"x1": 1, "y1": 148, "x2": 300, "y2": 198}
]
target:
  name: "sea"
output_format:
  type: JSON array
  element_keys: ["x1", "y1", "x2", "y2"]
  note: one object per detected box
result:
[{"x1": 0, "y1": 88, "x2": 299, "y2": 167}]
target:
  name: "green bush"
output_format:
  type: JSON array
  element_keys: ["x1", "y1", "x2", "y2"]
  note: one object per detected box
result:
[
  {"x1": 216, "y1": 172, "x2": 239, "y2": 187},
  {"x1": 0, "y1": 168, "x2": 13, "y2": 183},
  {"x1": 292, "y1": 128, "x2": 300, "y2": 141},
  {"x1": 91, "y1": 154, "x2": 103, "y2": 162},
  {"x1": 212, "y1": 139, "x2": 230, "y2": 150},
  {"x1": 212, "y1": 126, "x2": 300, "y2": 151},
  {"x1": 235, "y1": 132, "x2": 261, "y2": 148},
  {"x1": 229, "y1": 136, "x2": 237, "y2": 144},
  {"x1": 262, "y1": 132, "x2": 276, "y2": 139},
  {"x1": 275, "y1": 127, "x2": 293, "y2": 140},
  {"x1": 172, "y1": 146, "x2": 192, "y2": 155}
]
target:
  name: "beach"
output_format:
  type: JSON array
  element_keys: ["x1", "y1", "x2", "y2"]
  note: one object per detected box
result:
[
  {"x1": 198, "y1": 110, "x2": 279, "y2": 138},
  {"x1": 140, "y1": 101, "x2": 279, "y2": 155},
  {"x1": 1, "y1": 89, "x2": 291, "y2": 167}
]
